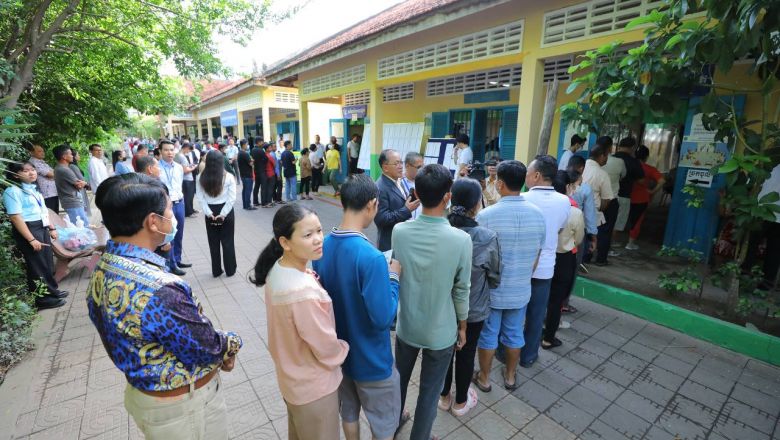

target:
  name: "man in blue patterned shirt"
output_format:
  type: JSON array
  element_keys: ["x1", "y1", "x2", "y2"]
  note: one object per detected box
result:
[{"x1": 88, "y1": 173, "x2": 242, "y2": 440}]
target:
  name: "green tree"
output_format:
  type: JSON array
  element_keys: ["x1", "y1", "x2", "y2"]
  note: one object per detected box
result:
[
  {"x1": 562, "y1": 0, "x2": 780, "y2": 263},
  {"x1": 0, "y1": 0, "x2": 280, "y2": 109}
]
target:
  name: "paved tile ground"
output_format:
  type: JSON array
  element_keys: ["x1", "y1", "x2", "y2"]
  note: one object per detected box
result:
[{"x1": 4, "y1": 191, "x2": 780, "y2": 440}]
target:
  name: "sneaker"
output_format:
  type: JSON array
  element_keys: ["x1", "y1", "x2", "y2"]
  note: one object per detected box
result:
[
  {"x1": 438, "y1": 392, "x2": 452, "y2": 411},
  {"x1": 625, "y1": 242, "x2": 639, "y2": 250},
  {"x1": 608, "y1": 250, "x2": 621, "y2": 257},
  {"x1": 611, "y1": 242, "x2": 624, "y2": 248},
  {"x1": 560, "y1": 320, "x2": 572, "y2": 329}
]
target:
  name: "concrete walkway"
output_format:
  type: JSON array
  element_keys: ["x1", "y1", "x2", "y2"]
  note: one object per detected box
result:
[{"x1": 3, "y1": 191, "x2": 780, "y2": 440}]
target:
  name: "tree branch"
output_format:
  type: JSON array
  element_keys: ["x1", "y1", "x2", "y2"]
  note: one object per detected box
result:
[{"x1": 58, "y1": 27, "x2": 139, "y2": 47}]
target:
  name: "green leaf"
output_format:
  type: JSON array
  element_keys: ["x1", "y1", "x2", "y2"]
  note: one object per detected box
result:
[
  {"x1": 625, "y1": 11, "x2": 662, "y2": 30},
  {"x1": 759, "y1": 191, "x2": 780, "y2": 204},
  {"x1": 717, "y1": 159, "x2": 739, "y2": 174},
  {"x1": 665, "y1": 34, "x2": 685, "y2": 50}
]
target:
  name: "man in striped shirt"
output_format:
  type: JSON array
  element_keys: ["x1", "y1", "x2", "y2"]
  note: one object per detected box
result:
[{"x1": 474, "y1": 160, "x2": 545, "y2": 391}]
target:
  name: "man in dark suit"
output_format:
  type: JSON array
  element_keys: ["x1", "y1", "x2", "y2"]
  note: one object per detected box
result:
[
  {"x1": 374, "y1": 149, "x2": 421, "y2": 251},
  {"x1": 250, "y1": 138, "x2": 267, "y2": 206}
]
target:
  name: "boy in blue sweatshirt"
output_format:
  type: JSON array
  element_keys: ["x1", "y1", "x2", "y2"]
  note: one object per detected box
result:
[{"x1": 313, "y1": 174, "x2": 401, "y2": 440}]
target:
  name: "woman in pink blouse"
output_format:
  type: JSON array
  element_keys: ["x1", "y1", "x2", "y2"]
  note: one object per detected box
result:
[{"x1": 252, "y1": 204, "x2": 349, "y2": 440}]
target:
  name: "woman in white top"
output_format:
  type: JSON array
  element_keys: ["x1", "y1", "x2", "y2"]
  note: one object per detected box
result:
[
  {"x1": 196, "y1": 150, "x2": 237, "y2": 277},
  {"x1": 543, "y1": 169, "x2": 585, "y2": 349}
]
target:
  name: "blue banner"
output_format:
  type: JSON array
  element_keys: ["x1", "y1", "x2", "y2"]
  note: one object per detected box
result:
[
  {"x1": 342, "y1": 105, "x2": 367, "y2": 119},
  {"x1": 220, "y1": 109, "x2": 238, "y2": 127}
]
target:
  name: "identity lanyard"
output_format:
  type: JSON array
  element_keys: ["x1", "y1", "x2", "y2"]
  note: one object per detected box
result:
[{"x1": 22, "y1": 187, "x2": 50, "y2": 227}]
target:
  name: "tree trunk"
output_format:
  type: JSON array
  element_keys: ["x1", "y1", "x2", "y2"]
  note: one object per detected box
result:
[{"x1": 536, "y1": 78, "x2": 559, "y2": 157}]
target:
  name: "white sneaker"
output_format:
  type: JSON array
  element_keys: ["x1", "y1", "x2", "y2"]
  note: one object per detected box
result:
[
  {"x1": 608, "y1": 250, "x2": 621, "y2": 257},
  {"x1": 560, "y1": 320, "x2": 571, "y2": 329},
  {"x1": 625, "y1": 242, "x2": 639, "y2": 250}
]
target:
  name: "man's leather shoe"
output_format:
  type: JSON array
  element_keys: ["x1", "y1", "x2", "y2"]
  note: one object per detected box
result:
[
  {"x1": 171, "y1": 267, "x2": 186, "y2": 276},
  {"x1": 178, "y1": 262, "x2": 192, "y2": 268},
  {"x1": 54, "y1": 290, "x2": 70, "y2": 298},
  {"x1": 36, "y1": 296, "x2": 66, "y2": 310}
]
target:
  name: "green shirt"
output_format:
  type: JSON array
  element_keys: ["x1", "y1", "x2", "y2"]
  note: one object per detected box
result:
[{"x1": 392, "y1": 214, "x2": 471, "y2": 350}]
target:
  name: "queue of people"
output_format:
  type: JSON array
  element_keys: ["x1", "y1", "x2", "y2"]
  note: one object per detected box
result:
[{"x1": 3, "y1": 132, "x2": 673, "y2": 440}]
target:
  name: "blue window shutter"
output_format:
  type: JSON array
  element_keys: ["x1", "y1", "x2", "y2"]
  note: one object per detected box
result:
[
  {"x1": 500, "y1": 109, "x2": 518, "y2": 160},
  {"x1": 431, "y1": 112, "x2": 448, "y2": 138}
]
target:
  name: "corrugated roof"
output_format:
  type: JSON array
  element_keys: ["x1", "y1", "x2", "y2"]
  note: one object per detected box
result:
[{"x1": 266, "y1": 0, "x2": 463, "y2": 77}]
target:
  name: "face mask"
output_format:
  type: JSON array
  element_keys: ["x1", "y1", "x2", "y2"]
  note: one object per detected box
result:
[{"x1": 154, "y1": 214, "x2": 177, "y2": 245}]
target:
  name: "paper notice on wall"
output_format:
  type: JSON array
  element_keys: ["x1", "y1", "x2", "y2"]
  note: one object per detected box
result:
[
  {"x1": 685, "y1": 113, "x2": 717, "y2": 143},
  {"x1": 357, "y1": 123, "x2": 372, "y2": 171},
  {"x1": 382, "y1": 123, "x2": 425, "y2": 160}
]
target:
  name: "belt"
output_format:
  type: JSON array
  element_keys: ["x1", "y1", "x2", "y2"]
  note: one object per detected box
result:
[{"x1": 138, "y1": 369, "x2": 218, "y2": 397}]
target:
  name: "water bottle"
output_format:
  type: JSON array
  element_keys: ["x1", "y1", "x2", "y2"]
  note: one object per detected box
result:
[{"x1": 75, "y1": 217, "x2": 85, "y2": 228}]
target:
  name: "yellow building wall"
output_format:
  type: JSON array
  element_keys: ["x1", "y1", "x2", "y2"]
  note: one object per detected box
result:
[{"x1": 292, "y1": 0, "x2": 767, "y2": 164}]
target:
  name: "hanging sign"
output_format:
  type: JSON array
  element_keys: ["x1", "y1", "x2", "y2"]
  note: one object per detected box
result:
[
  {"x1": 220, "y1": 109, "x2": 238, "y2": 127},
  {"x1": 685, "y1": 168, "x2": 713, "y2": 188},
  {"x1": 342, "y1": 105, "x2": 367, "y2": 120}
]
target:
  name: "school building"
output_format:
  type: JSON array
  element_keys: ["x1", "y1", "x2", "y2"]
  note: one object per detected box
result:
[
  {"x1": 258, "y1": 0, "x2": 760, "y2": 259},
  {"x1": 167, "y1": 77, "x2": 303, "y2": 147}
]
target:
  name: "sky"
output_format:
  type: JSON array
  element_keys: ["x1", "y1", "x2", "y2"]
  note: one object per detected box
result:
[{"x1": 214, "y1": 0, "x2": 407, "y2": 76}]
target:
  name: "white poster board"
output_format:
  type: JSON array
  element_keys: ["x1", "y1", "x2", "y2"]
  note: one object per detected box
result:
[
  {"x1": 382, "y1": 123, "x2": 425, "y2": 161},
  {"x1": 357, "y1": 123, "x2": 372, "y2": 171}
]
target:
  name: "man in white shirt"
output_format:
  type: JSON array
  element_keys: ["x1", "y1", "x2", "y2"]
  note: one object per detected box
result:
[
  {"x1": 159, "y1": 139, "x2": 190, "y2": 275},
  {"x1": 225, "y1": 137, "x2": 240, "y2": 181},
  {"x1": 455, "y1": 134, "x2": 473, "y2": 180},
  {"x1": 87, "y1": 144, "x2": 109, "y2": 192},
  {"x1": 401, "y1": 152, "x2": 424, "y2": 220},
  {"x1": 521, "y1": 155, "x2": 571, "y2": 366},
  {"x1": 582, "y1": 140, "x2": 615, "y2": 265},
  {"x1": 558, "y1": 134, "x2": 585, "y2": 171},
  {"x1": 310, "y1": 135, "x2": 326, "y2": 195},
  {"x1": 347, "y1": 133, "x2": 361, "y2": 176},
  {"x1": 599, "y1": 136, "x2": 625, "y2": 261}
]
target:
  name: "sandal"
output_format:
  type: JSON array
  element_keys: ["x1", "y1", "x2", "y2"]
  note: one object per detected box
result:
[
  {"x1": 541, "y1": 338, "x2": 563, "y2": 350},
  {"x1": 451, "y1": 387, "x2": 478, "y2": 417},
  {"x1": 395, "y1": 410, "x2": 411, "y2": 436},
  {"x1": 502, "y1": 367, "x2": 520, "y2": 391},
  {"x1": 471, "y1": 371, "x2": 492, "y2": 392}
]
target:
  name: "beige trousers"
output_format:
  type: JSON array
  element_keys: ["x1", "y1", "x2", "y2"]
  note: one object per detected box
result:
[
  {"x1": 285, "y1": 390, "x2": 340, "y2": 440},
  {"x1": 124, "y1": 374, "x2": 227, "y2": 440}
]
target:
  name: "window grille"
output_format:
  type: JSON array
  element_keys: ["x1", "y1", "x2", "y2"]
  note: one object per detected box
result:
[
  {"x1": 382, "y1": 83, "x2": 415, "y2": 102},
  {"x1": 426, "y1": 66, "x2": 522, "y2": 97},
  {"x1": 301, "y1": 65, "x2": 366, "y2": 95}
]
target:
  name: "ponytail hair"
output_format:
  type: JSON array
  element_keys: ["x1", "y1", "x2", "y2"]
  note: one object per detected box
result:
[{"x1": 251, "y1": 204, "x2": 316, "y2": 286}]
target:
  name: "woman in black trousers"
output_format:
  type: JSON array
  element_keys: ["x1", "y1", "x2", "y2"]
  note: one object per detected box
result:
[
  {"x1": 196, "y1": 151, "x2": 237, "y2": 277},
  {"x1": 543, "y1": 170, "x2": 585, "y2": 349},
  {"x1": 3, "y1": 162, "x2": 68, "y2": 309}
]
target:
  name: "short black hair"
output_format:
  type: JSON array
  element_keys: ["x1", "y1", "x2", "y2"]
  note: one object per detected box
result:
[
  {"x1": 570, "y1": 134, "x2": 585, "y2": 146},
  {"x1": 88, "y1": 143, "x2": 102, "y2": 152},
  {"x1": 240, "y1": 139, "x2": 248, "y2": 146},
  {"x1": 590, "y1": 144, "x2": 609, "y2": 159},
  {"x1": 53, "y1": 144, "x2": 71, "y2": 161},
  {"x1": 4, "y1": 161, "x2": 33, "y2": 184},
  {"x1": 618, "y1": 137, "x2": 637, "y2": 149},
  {"x1": 378, "y1": 149, "x2": 397, "y2": 167},
  {"x1": 595, "y1": 136, "x2": 613, "y2": 149},
  {"x1": 415, "y1": 164, "x2": 453, "y2": 208},
  {"x1": 95, "y1": 173, "x2": 169, "y2": 237},
  {"x1": 158, "y1": 139, "x2": 174, "y2": 150},
  {"x1": 568, "y1": 155, "x2": 586, "y2": 169},
  {"x1": 532, "y1": 155, "x2": 558, "y2": 182},
  {"x1": 181, "y1": 142, "x2": 192, "y2": 151},
  {"x1": 135, "y1": 144, "x2": 147, "y2": 153},
  {"x1": 135, "y1": 155, "x2": 156, "y2": 174},
  {"x1": 284, "y1": 140, "x2": 291, "y2": 148},
  {"x1": 340, "y1": 174, "x2": 378, "y2": 212},
  {"x1": 456, "y1": 133, "x2": 470, "y2": 145},
  {"x1": 635, "y1": 145, "x2": 650, "y2": 161},
  {"x1": 309, "y1": 143, "x2": 317, "y2": 152},
  {"x1": 497, "y1": 160, "x2": 527, "y2": 191},
  {"x1": 404, "y1": 151, "x2": 422, "y2": 165}
]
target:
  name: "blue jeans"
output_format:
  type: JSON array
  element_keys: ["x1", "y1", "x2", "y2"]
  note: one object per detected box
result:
[
  {"x1": 241, "y1": 177, "x2": 253, "y2": 208},
  {"x1": 520, "y1": 278, "x2": 553, "y2": 366},
  {"x1": 170, "y1": 200, "x2": 185, "y2": 267},
  {"x1": 285, "y1": 176, "x2": 297, "y2": 201},
  {"x1": 396, "y1": 337, "x2": 454, "y2": 440},
  {"x1": 64, "y1": 207, "x2": 89, "y2": 225}
]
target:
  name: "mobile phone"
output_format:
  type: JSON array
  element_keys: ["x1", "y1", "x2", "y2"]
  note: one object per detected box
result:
[{"x1": 409, "y1": 191, "x2": 417, "y2": 202}]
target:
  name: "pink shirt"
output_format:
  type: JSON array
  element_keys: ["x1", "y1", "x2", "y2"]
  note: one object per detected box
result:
[{"x1": 264, "y1": 261, "x2": 349, "y2": 405}]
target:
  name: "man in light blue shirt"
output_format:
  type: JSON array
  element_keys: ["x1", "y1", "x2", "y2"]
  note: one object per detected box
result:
[
  {"x1": 158, "y1": 140, "x2": 189, "y2": 275},
  {"x1": 474, "y1": 160, "x2": 545, "y2": 391}
]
